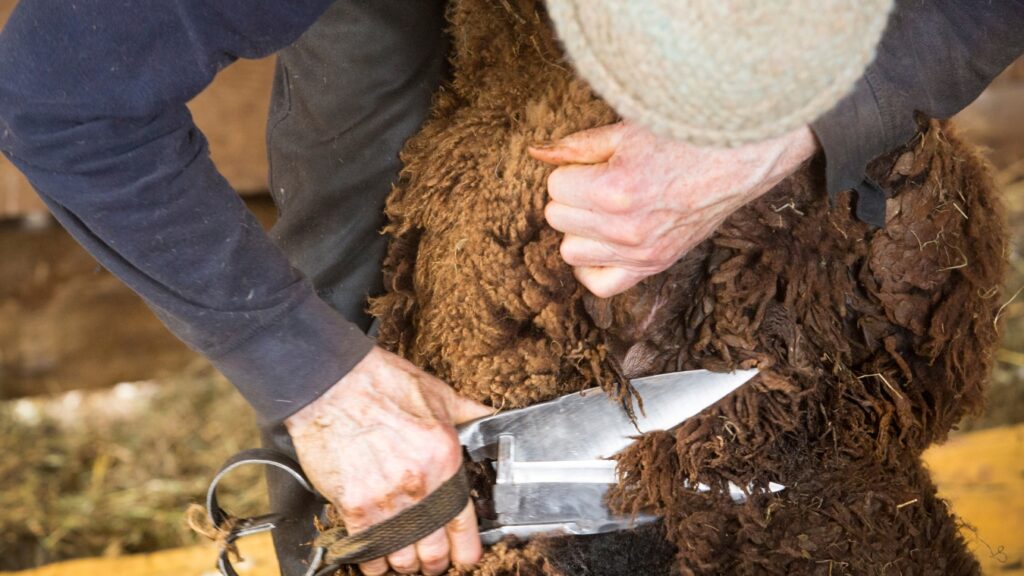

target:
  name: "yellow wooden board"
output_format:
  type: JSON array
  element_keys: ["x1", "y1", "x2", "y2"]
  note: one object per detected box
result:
[
  {"x1": 5, "y1": 533, "x2": 278, "y2": 576},
  {"x1": 6, "y1": 425, "x2": 1023, "y2": 576},
  {"x1": 922, "y1": 425, "x2": 1024, "y2": 575}
]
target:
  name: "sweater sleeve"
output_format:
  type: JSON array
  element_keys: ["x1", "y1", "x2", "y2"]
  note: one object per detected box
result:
[
  {"x1": 0, "y1": 0, "x2": 375, "y2": 424},
  {"x1": 810, "y1": 0, "x2": 1024, "y2": 226}
]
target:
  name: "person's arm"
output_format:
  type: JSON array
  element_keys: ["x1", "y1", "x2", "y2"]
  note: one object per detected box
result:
[
  {"x1": 811, "y1": 0, "x2": 1024, "y2": 226},
  {"x1": 532, "y1": 1, "x2": 1024, "y2": 298},
  {"x1": 1, "y1": 4, "x2": 491, "y2": 571},
  {"x1": 0, "y1": 0, "x2": 371, "y2": 424}
]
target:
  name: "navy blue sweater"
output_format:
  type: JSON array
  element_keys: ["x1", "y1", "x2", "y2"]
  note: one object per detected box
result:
[
  {"x1": 0, "y1": 0, "x2": 374, "y2": 423},
  {"x1": 0, "y1": 0, "x2": 1021, "y2": 423}
]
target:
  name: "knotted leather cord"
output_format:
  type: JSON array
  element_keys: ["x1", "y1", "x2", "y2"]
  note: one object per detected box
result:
[
  {"x1": 204, "y1": 449, "x2": 470, "y2": 576},
  {"x1": 314, "y1": 463, "x2": 470, "y2": 567}
]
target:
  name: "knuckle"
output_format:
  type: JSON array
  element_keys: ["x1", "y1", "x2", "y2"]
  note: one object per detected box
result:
[
  {"x1": 426, "y1": 431, "x2": 463, "y2": 465},
  {"x1": 546, "y1": 168, "x2": 565, "y2": 196},
  {"x1": 398, "y1": 469, "x2": 429, "y2": 499},
  {"x1": 388, "y1": 560, "x2": 416, "y2": 574},
  {"x1": 452, "y1": 545, "x2": 483, "y2": 567},
  {"x1": 359, "y1": 560, "x2": 389, "y2": 576},
  {"x1": 596, "y1": 172, "x2": 633, "y2": 212},
  {"x1": 441, "y1": 433, "x2": 463, "y2": 460},
  {"x1": 418, "y1": 543, "x2": 450, "y2": 566},
  {"x1": 337, "y1": 494, "x2": 370, "y2": 522},
  {"x1": 387, "y1": 549, "x2": 419, "y2": 574},
  {"x1": 543, "y1": 201, "x2": 558, "y2": 225},
  {"x1": 447, "y1": 512, "x2": 476, "y2": 535},
  {"x1": 559, "y1": 238, "x2": 579, "y2": 265},
  {"x1": 600, "y1": 188, "x2": 634, "y2": 214},
  {"x1": 421, "y1": 560, "x2": 451, "y2": 576},
  {"x1": 614, "y1": 222, "x2": 646, "y2": 247},
  {"x1": 405, "y1": 436, "x2": 462, "y2": 485},
  {"x1": 338, "y1": 483, "x2": 403, "y2": 522},
  {"x1": 545, "y1": 203, "x2": 573, "y2": 236}
]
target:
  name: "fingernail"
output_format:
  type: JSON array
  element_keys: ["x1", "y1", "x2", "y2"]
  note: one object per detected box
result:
[{"x1": 531, "y1": 142, "x2": 554, "y2": 150}]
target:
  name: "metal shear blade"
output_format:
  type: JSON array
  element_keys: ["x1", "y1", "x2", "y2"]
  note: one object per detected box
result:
[
  {"x1": 458, "y1": 368, "x2": 760, "y2": 463},
  {"x1": 456, "y1": 368, "x2": 781, "y2": 543}
]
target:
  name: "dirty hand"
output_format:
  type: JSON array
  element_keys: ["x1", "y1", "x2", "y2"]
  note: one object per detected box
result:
[
  {"x1": 529, "y1": 121, "x2": 819, "y2": 298},
  {"x1": 285, "y1": 346, "x2": 493, "y2": 576}
]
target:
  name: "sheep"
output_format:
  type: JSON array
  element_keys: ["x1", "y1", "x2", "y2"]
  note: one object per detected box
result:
[{"x1": 359, "y1": 0, "x2": 1007, "y2": 573}]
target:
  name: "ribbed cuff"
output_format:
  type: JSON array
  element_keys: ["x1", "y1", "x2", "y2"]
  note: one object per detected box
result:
[{"x1": 208, "y1": 290, "x2": 376, "y2": 425}]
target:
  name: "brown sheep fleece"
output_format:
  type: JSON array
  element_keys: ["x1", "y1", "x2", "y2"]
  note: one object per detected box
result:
[{"x1": 352, "y1": 1, "x2": 1007, "y2": 574}]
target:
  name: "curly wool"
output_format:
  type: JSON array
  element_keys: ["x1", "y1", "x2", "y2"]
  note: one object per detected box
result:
[{"x1": 361, "y1": 1, "x2": 1007, "y2": 574}]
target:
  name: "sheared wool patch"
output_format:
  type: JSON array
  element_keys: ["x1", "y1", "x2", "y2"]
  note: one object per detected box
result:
[{"x1": 357, "y1": 0, "x2": 1007, "y2": 574}]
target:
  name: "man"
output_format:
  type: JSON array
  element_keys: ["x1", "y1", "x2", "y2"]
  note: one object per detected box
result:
[{"x1": 0, "y1": 1, "x2": 1021, "y2": 575}]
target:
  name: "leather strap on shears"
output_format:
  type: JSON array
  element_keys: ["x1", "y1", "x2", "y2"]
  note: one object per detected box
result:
[
  {"x1": 313, "y1": 465, "x2": 469, "y2": 566},
  {"x1": 204, "y1": 448, "x2": 470, "y2": 576}
]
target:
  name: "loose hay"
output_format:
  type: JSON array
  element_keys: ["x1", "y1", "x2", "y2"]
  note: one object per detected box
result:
[
  {"x1": 0, "y1": 362, "x2": 261, "y2": 570},
  {"x1": 365, "y1": 0, "x2": 1009, "y2": 574}
]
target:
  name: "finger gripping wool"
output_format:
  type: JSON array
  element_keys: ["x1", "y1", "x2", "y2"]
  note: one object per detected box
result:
[{"x1": 360, "y1": 1, "x2": 1007, "y2": 574}]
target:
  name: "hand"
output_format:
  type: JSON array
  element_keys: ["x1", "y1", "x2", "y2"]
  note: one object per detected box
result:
[
  {"x1": 285, "y1": 347, "x2": 493, "y2": 576},
  {"x1": 529, "y1": 122, "x2": 819, "y2": 298}
]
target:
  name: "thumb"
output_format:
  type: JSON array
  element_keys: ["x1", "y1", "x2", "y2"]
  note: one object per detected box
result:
[
  {"x1": 529, "y1": 122, "x2": 626, "y2": 166},
  {"x1": 575, "y1": 266, "x2": 646, "y2": 299},
  {"x1": 449, "y1": 393, "x2": 495, "y2": 425}
]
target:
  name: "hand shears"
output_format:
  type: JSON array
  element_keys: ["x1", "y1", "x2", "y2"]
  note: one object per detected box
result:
[{"x1": 204, "y1": 368, "x2": 780, "y2": 575}]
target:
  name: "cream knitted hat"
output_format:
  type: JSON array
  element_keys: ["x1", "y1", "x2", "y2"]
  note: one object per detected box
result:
[{"x1": 545, "y1": 0, "x2": 893, "y2": 147}]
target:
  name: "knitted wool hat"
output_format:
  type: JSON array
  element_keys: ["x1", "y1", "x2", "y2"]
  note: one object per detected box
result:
[{"x1": 545, "y1": 0, "x2": 893, "y2": 147}]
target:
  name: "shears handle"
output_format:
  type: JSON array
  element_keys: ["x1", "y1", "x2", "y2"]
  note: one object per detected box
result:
[{"x1": 204, "y1": 449, "x2": 470, "y2": 576}]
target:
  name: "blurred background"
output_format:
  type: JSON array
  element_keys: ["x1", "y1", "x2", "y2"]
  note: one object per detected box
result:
[{"x1": 0, "y1": 0, "x2": 1021, "y2": 573}]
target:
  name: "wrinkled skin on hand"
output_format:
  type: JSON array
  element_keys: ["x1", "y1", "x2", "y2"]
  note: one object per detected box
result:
[
  {"x1": 530, "y1": 121, "x2": 820, "y2": 298},
  {"x1": 285, "y1": 347, "x2": 493, "y2": 576}
]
